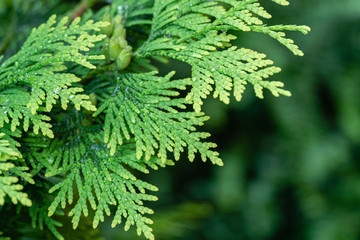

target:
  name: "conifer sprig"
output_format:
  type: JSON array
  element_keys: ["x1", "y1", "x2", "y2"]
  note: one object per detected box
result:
[
  {"x1": 94, "y1": 71, "x2": 223, "y2": 165},
  {"x1": 0, "y1": 0, "x2": 309, "y2": 239},
  {"x1": 32, "y1": 127, "x2": 171, "y2": 240},
  {"x1": 0, "y1": 15, "x2": 108, "y2": 137},
  {"x1": 0, "y1": 133, "x2": 32, "y2": 206},
  {"x1": 136, "y1": 0, "x2": 310, "y2": 112}
]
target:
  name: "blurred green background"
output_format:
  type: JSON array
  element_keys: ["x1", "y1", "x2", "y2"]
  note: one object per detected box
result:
[{"x1": 1, "y1": 0, "x2": 360, "y2": 239}]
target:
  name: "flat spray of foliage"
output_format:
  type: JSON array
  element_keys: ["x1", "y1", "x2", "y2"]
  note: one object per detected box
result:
[{"x1": 0, "y1": 0, "x2": 309, "y2": 239}]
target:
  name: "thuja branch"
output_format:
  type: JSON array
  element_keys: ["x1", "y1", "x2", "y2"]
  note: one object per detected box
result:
[{"x1": 0, "y1": 1, "x2": 309, "y2": 239}]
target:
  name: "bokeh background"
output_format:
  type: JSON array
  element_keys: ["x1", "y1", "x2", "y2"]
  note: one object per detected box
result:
[{"x1": 1, "y1": 0, "x2": 360, "y2": 239}]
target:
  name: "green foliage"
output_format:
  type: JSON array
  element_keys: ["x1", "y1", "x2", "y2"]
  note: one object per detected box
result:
[
  {"x1": 36, "y1": 128, "x2": 171, "y2": 240},
  {"x1": 0, "y1": 15, "x2": 107, "y2": 137},
  {"x1": 29, "y1": 197, "x2": 64, "y2": 240},
  {"x1": 0, "y1": 0, "x2": 308, "y2": 239},
  {"x1": 136, "y1": 0, "x2": 310, "y2": 112},
  {"x1": 93, "y1": 71, "x2": 222, "y2": 165},
  {"x1": 0, "y1": 132, "x2": 32, "y2": 206}
]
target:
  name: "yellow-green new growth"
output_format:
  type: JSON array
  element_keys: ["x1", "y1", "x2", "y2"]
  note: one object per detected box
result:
[{"x1": 102, "y1": 14, "x2": 133, "y2": 70}]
